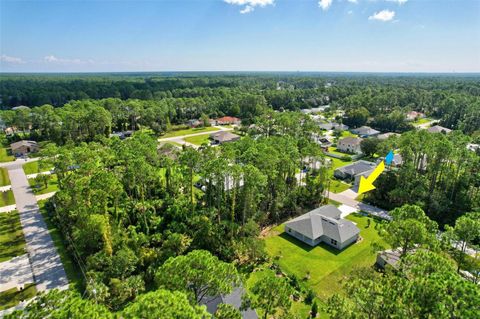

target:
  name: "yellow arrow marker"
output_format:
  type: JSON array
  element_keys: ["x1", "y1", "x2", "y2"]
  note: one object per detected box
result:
[{"x1": 358, "y1": 160, "x2": 385, "y2": 195}]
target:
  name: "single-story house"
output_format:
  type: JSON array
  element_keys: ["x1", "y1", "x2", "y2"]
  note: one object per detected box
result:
[
  {"x1": 334, "y1": 160, "x2": 376, "y2": 181},
  {"x1": 406, "y1": 111, "x2": 426, "y2": 121},
  {"x1": 284, "y1": 205, "x2": 360, "y2": 250},
  {"x1": 377, "y1": 132, "x2": 400, "y2": 140},
  {"x1": 376, "y1": 249, "x2": 402, "y2": 270},
  {"x1": 213, "y1": 116, "x2": 242, "y2": 126},
  {"x1": 337, "y1": 137, "x2": 363, "y2": 154},
  {"x1": 201, "y1": 286, "x2": 258, "y2": 319},
  {"x1": 350, "y1": 126, "x2": 380, "y2": 138},
  {"x1": 187, "y1": 119, "x2": 202, "y2": 128},
  {"x1": 379, "y1": 153, "x2": 403, "y2": 167},
  {"x1": 10, "y1": 140, "x2": 39, "y2": 156},
  {"x1": 319, "y1": 121, "x2": 349, "y2": 131},
  {"x1": 210, "y1": 131, "x2": 241, "y2": 144},
  {"x1": 427, "y1": 125, "x2": 452, "y2": 134}
]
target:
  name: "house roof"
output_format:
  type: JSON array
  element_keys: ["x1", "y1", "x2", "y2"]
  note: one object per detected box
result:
[
  {"x1": 10, "y1": 140, "x2": 38, "y2": 150},
  {"x1": 319, "y1": 122, "x2": 348, "y2": 131},
  {"x1": 427, "y1": 125, "x2": 452, "y2": 134},
  {"x1": 211, "y1": 131, "x2": 240, "y2": 143},
  {"x1": 285, "y1": 205, "x2": 359, "y2": 242},
  {"x1": 377, "y1": 132, "x2": 400, "y2": 140},
  {"x1": 338, "y1": 137, "x2": 362, "y2": 146},
  {"x1": 202, "y1": 287, "x2": 258, "y2": 319},
  {"x1": 377, "y1": 249, "x2": 402, "y2": 268},
  {"x1": 335, "y1": 160, "x2": 376, "y2": 176},
  {"x1": 351, "y1": 126, "x2": 380, "y2": 136},
  {"x1": 216, "y1": 116, "x2": 240, "y2": 123}
]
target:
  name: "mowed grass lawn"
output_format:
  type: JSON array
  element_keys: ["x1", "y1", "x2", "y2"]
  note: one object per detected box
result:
[
  {"x1": 160, "y1": 126, "x2": 219, "y2": 138},
  {"x1": 264, "y1": 214, "x2": 387, "y2": 301},
  {"x1": 0, "y1": 167, "x2": 11, "y2": 186},
  {"x1": 28, "y1": 174, "x2": 59, "y2": 195},
  {"x1": 329, "y1": 180, "x2": 351, "y2": 194},
  {"x1": 0, "y1": 211, "x2": 26, "y2": 262},
  {"x1": 0, "y1": 148, "x2": 14, "y2": 163},
  {"x1": 0, "y1": 283, "x2": 37, "y2": 310},
  {"x1": 23, "y1": 161, "x2": 54, "y2": 175},
  {"x1": 0, "y1": 190, "x2": 15, "y2": 207},
  {"x1": 183, "y1": 134, "x2": 211, "y2": 146}
]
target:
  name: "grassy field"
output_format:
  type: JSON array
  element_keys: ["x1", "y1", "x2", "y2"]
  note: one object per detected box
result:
[
  {"x1": 0, "y1": 148, "x2": 14, "y2": 163},
  {"x1": 0, "y1": 283, "x2": 37, "y2": 310},
  {"x1": 340, "y1": 131, "x2": 358, "y2": 138},
  {"x1": 0, "y1": 211, "x2": 26, "y2": 262},
  {"x1": 160, "y1": 126, "x2": 219, "y2": 138},
  {"x1": 413, "y1": 117, "x2": 432, "y2": 125},
  {"x1": 328, "y1": 180, "x2": 351, "y2": 194},
  {"x1": 327, "y1": 147, "x2": 352, "y2": 157},
  {"x1": 22, "y1": 161, "x2": 39, "y2": 175},
  {"x1": 0, "y1": 168, "x2": 11, "y2": 186},
  {"x1": 0, "y1": 190, "x2": 15, "y2": 207},
  {"x1": 38, "y1": 200, "x2": 83, "y2": 292},
  {"x1": 183, "y1": 134, "x2": 211, "y2": 146},
  {"x1": 28, "y1": 174, "x2": 59, "y2": 195},
  {"x1": 264, "y1": 213, "x2": 387, "y2": 301}
]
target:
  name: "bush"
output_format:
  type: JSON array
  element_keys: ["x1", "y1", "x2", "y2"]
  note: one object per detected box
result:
[
  {"x1": 311, "y1": 301, "x2": 318, "y2": 318},
  {"x1": 340, "y1": 155, "x2": 352, "y2": 162},
  {"x1": 305, "y1": 288, "x2": 315, "y2": 304}
]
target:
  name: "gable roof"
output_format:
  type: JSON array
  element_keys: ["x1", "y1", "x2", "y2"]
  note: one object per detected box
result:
[
  {"x1": 338, "y1": 136, "x2": 362, "y2": 145},
  {"x1": 211, "y1": 131, "x2": 240, "y2": 142},
  {"x1": 10, "y1": 140, "x2": 38, "y2": 150},
  {"x1": 351, "y1": 126, "x2": 380, "y2": 136},
  {"x1": 336, "y1": 160, "x2": 376, "y2": 176},
  {"x1": 427, "y1": 125, "x2": 452, "y2": 134},
  {"x1": 285, "y1": 205, "x2": 359, "y2": 242},
  {"x1": 202, "y1": 287, "x2": 258, "y2": 319}
]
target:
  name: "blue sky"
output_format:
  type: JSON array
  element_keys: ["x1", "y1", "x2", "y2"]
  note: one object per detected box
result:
[{"x1": 1, "y1": 0, "x2": 479, "y2": 72}]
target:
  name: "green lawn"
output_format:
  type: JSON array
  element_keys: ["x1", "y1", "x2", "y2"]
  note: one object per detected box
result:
[
  {"x1": 0, "y1": 148, "x2": 14, "y2": 163},
  {"x1": 327, "y1": 147, "x2": 352, "y2": 157},
  {"x1": 329, "y1": 180, "x2": 351, "y2": 194},
  {"x1": 0, "y1": 211, "x2": 26, "y2": 262},
  {"x1": 38, "y1": 200, "x2": 83, "y2": 292},
  {"x1": 413, "y1": 117, "x2": 432, "y2": 125},
  {"x1": 0, "y1": 168, "x2": 11, "y2": 186},
  {"x1": 22, "y1": 161, "x2": 39, "y2": 175},
  {"x1": 183, "y1": 134, "x2": 211, "y2": 146},
  {"x1": 28, "y1": 174, "x2": 59, "y2": 195},
  {"x1": 0, "y1": 190, "x2": 15, "y2": 207},
  {"x1": 160, "y1": 126, "x2": 219, "y2": 138},
  {"x1": 264, "y1": 214, "x2": 387, "y2": 301},
  {"x1": 340, "y1": 131, "x2": 358, "y2": 138},
  {"x1": 0, "y1": 283, "x2": 37, "y2": 310}
]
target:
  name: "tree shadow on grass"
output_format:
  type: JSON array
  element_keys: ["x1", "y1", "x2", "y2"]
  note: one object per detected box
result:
[{"x1": 278, "y1": 233, "x2": 351, "y2": 256}]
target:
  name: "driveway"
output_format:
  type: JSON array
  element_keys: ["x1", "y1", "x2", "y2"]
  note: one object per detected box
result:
[
  {"x1": 329, "y1": 189, "x2": 391, "y2": 220},
  {"x1": 0, "y1": 254, "x2": 34, "y2": 292},
  {"x1": 158, "y1": 126, "x2": 234, "y2": 147},
  {"x1": 7, "y1": 163, "x2": 68, "y2": 292}
]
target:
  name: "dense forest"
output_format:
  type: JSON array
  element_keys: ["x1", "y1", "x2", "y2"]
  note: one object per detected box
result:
[{"x1": 1, "y1": 73, "x2": 479, "y2": 318}]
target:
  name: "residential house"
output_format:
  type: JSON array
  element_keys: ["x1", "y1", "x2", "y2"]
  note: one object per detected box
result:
[
  {"x1": 350, "y1": 126, "x2": 380, "y2": 137},
  {"x1": 318, "y1": 121, "x2": 349, "y2": 131},
  {"x1": 377, "y1": 132, "x2": 400, "y2": 140},
  {"x1": 210, "y1": 131, "x2": 241, "y2": 144},
  {"x1": 378, "y1": 153, "x2": 403, "y2": 167},
  {"x1": 187, "y1": 119, "x2": 202, "y2": 128},
  {"x1": 427, "y1": 125, "x2": 452, "y2": 134},
  {"x1": 214, "y1": 116, "x2": 241, "y2": 126},
  {"x1": 10, "y1": 140, "x2": 39, "y2": 156},
  {"x1": 376, "y1": 249, "x2": 402, "y2": 270},
  {"x1": 337, "y1": 137, "x2": 363, "y2": 154},
  {"x1": 202, "y1": 287, "x2": 258, "y2": 319},
  {"x1": 334, "y1": 160, "x2": 377, "y2": 181},
  {"x1": 406, "y1": 111, "x2": 426, "y2": 121},
  {"x1": 284, "y1": 205, "x2": 360, "y2": 250}
]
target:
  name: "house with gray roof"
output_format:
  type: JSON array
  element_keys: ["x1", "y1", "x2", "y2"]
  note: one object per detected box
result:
[
  {"x1": 210, "y1": 131, "x2": 241, "y2": 144},
  {"x1": 350, "y1": 126, "x2": 380, "y2": 137},
  {"x1": 10, "y1": 140, "x2": 39, "y2": 156},
  {"x1": 337, "y1": 137, "x2": 363, "y2": 154},
  {"x1": 284, "y1": 205, "x2": 360, "y2": 250},
  {"x1": 318, "y1": 121, "x2": 349, "y2": 131},
  {"x1": 427, "y1": 125, "x2": 452, "y2": 134},
  {"x1": 202, "y1": 287, "x2": 258, "y2": 319},
  {"x1": 334, "y1": 160, "x2": 376, "y2": 181}
]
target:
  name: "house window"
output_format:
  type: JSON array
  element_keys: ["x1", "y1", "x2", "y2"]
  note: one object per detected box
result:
[
  {"x1": 330, "y1": 239, "x2": 337, "y2": 246},
  {"x1": 288, "y1": 229, "x2": 291, "y2": 233}
]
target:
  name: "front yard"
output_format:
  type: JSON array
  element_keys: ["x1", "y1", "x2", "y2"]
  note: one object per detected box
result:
[
  {"x1": 328, "y1": 180, "x2": 351, "y2": 194},
  {"x1": 264, "y1": 214, "x2": 387, "y2": 301},
  {"x1": 0, "y1": 168, "x2": 11, "y2": 186},
  {"x1": 160, "y1": 126, "x2": 219, "y2": 138},
  {"x1": 0, "y1": 211, "x2": 26, "y2": 262},
  {"x1": 183, "y1": 134, "x2": 211, "y2": 146},
  {"x1": 0, "y1": 190, "x2": 15, "y2": 207}
]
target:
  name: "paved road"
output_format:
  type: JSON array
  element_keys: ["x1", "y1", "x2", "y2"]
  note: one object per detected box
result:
[
  {"x1": 328, "y1": 189, "x2": 392, "y2": 220},
  {"x1": 6, "y1": 162, "x2": 68, "y2": 293}
]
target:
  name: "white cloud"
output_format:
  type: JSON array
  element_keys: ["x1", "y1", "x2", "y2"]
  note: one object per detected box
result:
[
  {"x1": 224, "y1": 0, "x2": 274, "y2": 13},
  {"x1": 347, "y1": 0, "x2": 358, "y2": 3},
  {"x1": 368, "y1": 9, "x2": 395, "y2": 21},
  {"x1": 0, "y1": 54, "x2": 25, "y2": 64},
  {"x1": 43, "y1": 55, "x2": 93, "y2": 64},
  {"x1": 318, "y1": 0, "x2": 333, "y2": 11},
  {"x1": 387, "y1": 0, "x2": 407, "y2": 4}
]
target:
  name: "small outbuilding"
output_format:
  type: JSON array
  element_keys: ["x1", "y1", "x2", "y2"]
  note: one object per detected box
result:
[{"x1": 10, "y1": 140, "x2": 39, "y2": 156}]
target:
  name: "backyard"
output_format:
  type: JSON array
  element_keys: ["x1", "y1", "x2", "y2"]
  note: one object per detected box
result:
[
  {"x1": 264, "y1": 213, "x2": 387, "y2": 301},
  {"x1": 0, "y1": 211, "x2": 26, "y2": 263}
]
